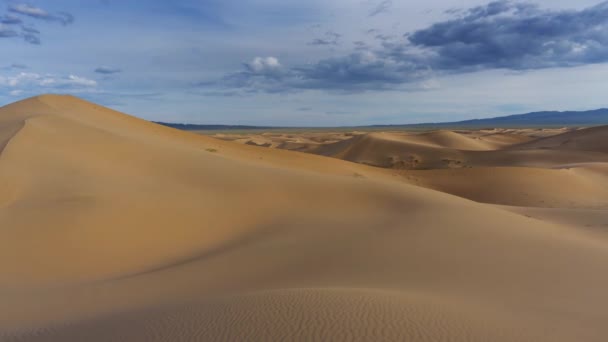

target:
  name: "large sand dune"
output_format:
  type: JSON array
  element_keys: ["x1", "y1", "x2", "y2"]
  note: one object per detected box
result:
[{"x1": 2, "y1": 95, "x2": 608, "y2": 341}]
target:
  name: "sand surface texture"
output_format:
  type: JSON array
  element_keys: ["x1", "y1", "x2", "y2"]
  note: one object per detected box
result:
[{"x1": 2, "y1": 95, "x2": 608, "y2": 341}]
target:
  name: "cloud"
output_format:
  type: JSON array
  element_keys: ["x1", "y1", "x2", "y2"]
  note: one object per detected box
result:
[
  {"x1": 20, "y1": 25, "x2": 40, "y2": 44},
  {"x1": 244, "y1": 56, "x2": 283, "y2": 74},
  {"x1": 60, "y1": 75, "x2": 98, "y2": 87},
  {"x1": 0, "y1": 24, "x2": 18, "y2": 37},
  {"x1": 353, "y1": 41, "x2": 369, "y2": 50},
  {"x1": 207, "y1": 52, "x2": 432, "y2": 94},
  {"x1": 22, "y1": 32, "x2": 40, "y2": 44},
  {"x1": 0, "y1": 4, "x2": 74, "y2": 44},
  {"x1": 21, "y1": 26, "x2": 39, "y2": 34},
  {"x1": 309, "y1": 38, "x2": 335, "y2": 46},
  {"x1": 1, "y1": 14, "x2": 22, "y2": 24},
  {"x1": 0, "y1": 63, "x2": 27, "y2": 70},
  {"x1": 408, "y1": 1, "x2": 608, "y2": 70},
  {"x1": 0, "y1": 72, "x2": 97, "y2": 90},
  {"x1": 374, "y1": 34, "x2": 394, "y2": 42},
  {"x1": 369, "y1": 0, "x2": 393, "y2": 17},
  {"x1": 202, "y1": 56, "x2": 289, "y2": 94},
  {"x1": 94, "y1": 66, "x2": 122, "y2": 74},
  {"x1": 309, "y1": 31, "x2": 341, "y2": 46},
  {"x1": 293, "y1": 51, "x2": 430, "y2": 91},
  {"x1": 8, "y1": 4, "x2": 74, "y2": 25},
  {"x1": 203, "y1": 1, "x2": 608, "y2": 95}
]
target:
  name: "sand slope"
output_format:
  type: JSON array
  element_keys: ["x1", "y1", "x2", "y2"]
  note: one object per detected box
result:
[
  {"x1": 512, "y1": 125, "x2": 608, "y2": 152},
  {"x1": 406, "y1": 164, "x2": 608, "y2": 208},
  {"x1": 2, "y1": 95, "x2": 608, "y2": 341},
  {"x1": 314, "y1": 132, "x2": 469, "y2": 169}
]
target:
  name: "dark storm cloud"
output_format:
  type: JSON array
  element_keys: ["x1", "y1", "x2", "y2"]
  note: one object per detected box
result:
[{"x1": 408, "y1": 1, "x2": 608, "y2": 70}]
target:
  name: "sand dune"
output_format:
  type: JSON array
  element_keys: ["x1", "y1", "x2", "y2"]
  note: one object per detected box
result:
[
  {"x1": 2, "y1": 95, "x2": 608, "y2": 341},
  {"x1": 314, "y1": 132, "x2": 469, "y2": 169},
  {"x1": 406, "y1": 165, "x2": 608, "y2": 208},
  {"x1": 498, "y1": 205, "x2": 608, "y2": 237},
  {"x1": 414, "y1": 130, "x2": 508, "y2": 150},
  {"x1": 212, "y1": 126, "x2": 608, "y2": 171},
  {"x1": 512, "y1": 125, "x2": 608, "y2": 152}
]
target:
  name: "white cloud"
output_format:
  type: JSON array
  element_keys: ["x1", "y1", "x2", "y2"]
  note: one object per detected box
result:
[
  {"x1": 245, "y1": 57, "x2": 282, "y2": 73},
  {"x1": 64, "y1": 75, "x2": 98, "y2": 87},
  {"x1": 0, "y1": 72, "x2": 97, "y2": 89},
  {"x1": 9, "y1": 4, "x2": 49, "y2": 18}
]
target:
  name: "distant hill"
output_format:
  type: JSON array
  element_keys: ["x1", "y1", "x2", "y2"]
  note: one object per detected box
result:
[
  {"x1": 154, "y1": 122, "x2": 281, "y2": 131},
  {"x1": 156, "y1": 108, "x2": 608, "y2": 130},
  {"x1": 431, "y1": 108, "x2": 608, "y2": 127}
]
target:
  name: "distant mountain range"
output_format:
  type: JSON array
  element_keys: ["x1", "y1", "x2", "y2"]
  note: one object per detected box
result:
[
  {"x1": 419, "y1": 108, "x2": 608, "y2": 128},
  {"x1": 155, "y1": 108, "x2": 608, "y2": 130}
]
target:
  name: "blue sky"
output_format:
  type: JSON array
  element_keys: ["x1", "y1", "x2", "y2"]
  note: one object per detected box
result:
[{"x1": 1, "y1": 0, "x2": 608, "y2": 126}]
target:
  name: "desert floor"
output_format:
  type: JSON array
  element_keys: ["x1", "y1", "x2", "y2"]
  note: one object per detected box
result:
[{"x1": 1, "y1": 95, "x2": 608, "y2": 341}]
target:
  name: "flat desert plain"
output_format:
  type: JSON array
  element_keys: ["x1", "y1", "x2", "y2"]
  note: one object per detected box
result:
[{"x1": 2, "y1": 95, "x2": 608, "y2": 341}]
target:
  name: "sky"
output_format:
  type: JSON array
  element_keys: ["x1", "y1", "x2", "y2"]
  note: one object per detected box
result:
[{"x1": 1, "y1": 0, "x2": 608, "y2": 126}]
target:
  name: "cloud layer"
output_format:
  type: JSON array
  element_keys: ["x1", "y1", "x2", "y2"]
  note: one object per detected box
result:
[
  {"x1": 207, "y1": 1, "x2": 608, "y2": 94},
  {"x1": 409, "y1": 1, "x2": 608, "y2": 70}
]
